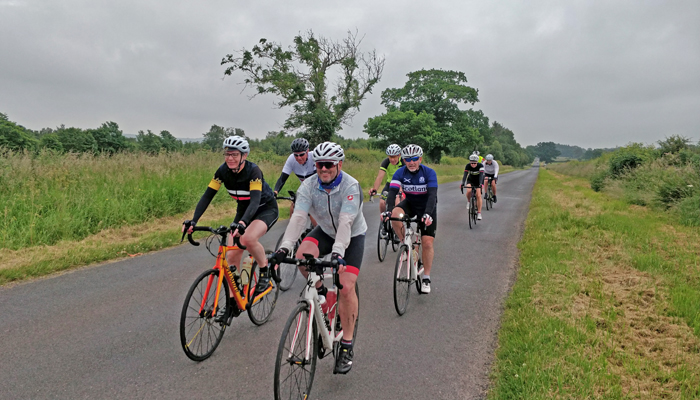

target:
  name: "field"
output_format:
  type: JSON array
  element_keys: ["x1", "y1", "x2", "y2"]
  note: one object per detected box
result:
[
  {"x1": 0, "y1": 149, "x2": 503, "y2": 284},
  {"x1": 488, "y1": 169, "x2": 700, "y2": 399}
]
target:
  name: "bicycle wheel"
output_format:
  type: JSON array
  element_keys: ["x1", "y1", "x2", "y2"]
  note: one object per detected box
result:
[
  {"x1": 414, "y1": 246, "x2": 424, "y2": 294},
  {"x1": 275, "y1": 232, "x2": 299, "y2": 291},
  {"x1": 471, "y1": 199, "x2": 478, "y2": 227},
  {"x1": 248, "y1": 260, "x2": 280, "y2": 326},
  {"x1": 333, "y1": 283, "x2": 360, "y2": 357},
  {"x1": 485, "y1": 190, "x2": 491, "y2": 211},
  {"x1": 274, "y1": 302, "x2": 317, "y2": 400},
  {"x1": 468, "y1": 198, "x2": 473, "y2": 229},
  {"x1": 390, "y1": 225, "x2": 399, "y2": 252},
  {"x1": 180, "y1": 269, "x2": 230, "y2": 362},
  {"x1": 393, "y1": 245, "x2": 411, "y2": 315},
  {"x1": 377, "y1": 221, "x2": 389, "y2": 262}
]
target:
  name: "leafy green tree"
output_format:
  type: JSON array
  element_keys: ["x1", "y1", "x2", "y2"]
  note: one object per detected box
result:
[
  {"x1": 657, "y1": 135, "x2": 691, "y2": 155},
  {"x1": 56, "y1": 127, "x2": 97, "y2": 153},
  {"x1": 366, "y1": 69, "x2": 482, "y2": 162},
  {"x1": 222, "y1": 30, "x2": 385, "y2": 145},
  {"x1": 0, "y1": 113, "x2": 37, "y2": 151},
  {"x1": 533, "y1": 141, "x2": 561, "y2": 163},
  {"x1": 88, "y1": 121, "x2": 129, "y2": 154},
  {"x1": 202, "y1": 125, "x2": 244, "y2": 151},
  {"x1": 39, "y1": 133, "x2": 63, "y2": 152},
  {"x1": 364, "y1": 109, "x2": 439, "y2": 154},
  {"x1": 136, "y1": 130, "x2": 163, "y2": 154},
  {"x1": 159, "y1": 130, "x2": 183, "y2": 152}
]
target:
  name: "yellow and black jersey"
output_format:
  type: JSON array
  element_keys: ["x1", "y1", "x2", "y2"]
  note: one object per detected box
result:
[{"x1": 208, "y1": 161, "x2": 274, "y2": 204}]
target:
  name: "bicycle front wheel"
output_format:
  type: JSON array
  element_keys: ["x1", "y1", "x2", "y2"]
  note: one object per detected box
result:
[
  {"x1": 274, "y1": 302, "x2": 318, "y2": 400},
  {"x1": 468, "y1": 199, "x2": 473, "y2": 229},
  {"x1": 180, "y1": 269, "x2": 230, "y2": 362},
  {"x1": 247, "y1": 261, "x2": 279, "y2": 326},
  {"x1": 377, "y1": 221, "x2": 389, "y2": 262},
  {"x1": 275, "y1": 232, "x2": 299, "y2": 291},
  {"x1": 393, "y1": 245, "x2": 411, "y2": 315}
]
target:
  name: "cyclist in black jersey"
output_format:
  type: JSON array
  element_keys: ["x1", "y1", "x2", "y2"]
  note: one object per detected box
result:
[
  {"x1": 461, "y1": 154, "x2": 485, "y2": 220},
  {"x1": 182, "y1": 135, "x2": 279, "y2": 300},
  {"x1": 369, "y1": 144, "x2": 404, "y2": 218}
]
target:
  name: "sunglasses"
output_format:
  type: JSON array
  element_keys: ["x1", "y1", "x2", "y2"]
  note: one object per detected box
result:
[
  {"x1": 470, "y1": 162, "x2": 478, "y2": 165},
  {"x1": 315, "y1": 161, "x2": 339, "y2": 170},
  {"x1": 403, "y1": 156, "x2": 420, "y2": 162},
  {"x1": 293, "y1": 152, "x2": 306, "y2": 158}
]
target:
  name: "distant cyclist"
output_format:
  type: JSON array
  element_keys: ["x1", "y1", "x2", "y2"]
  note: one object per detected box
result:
[
  {"x1": 382, "y1": 144, "x2": 438, "y2": 294},
  {"x1": 182, "y1": 136, "x2": 279, "y2": 320},
  {"x1": 472, "y1": 150, "x2": 484, "y2": 164},
  {"x1": 273, "y1": 137, "x2": 317, "y2": 224},
  {"x1": 483, "y1": 154, "x2": 499, "y2": 203},
  {"x1": 461, "y1": 154, "x2": 484, "y2": 220},
  {"x1": 369, "y1": 144, "x2": 404, "y2": 220},
  {"x1": 272, "y1": 141, "x2": 366, "y2": 374}
]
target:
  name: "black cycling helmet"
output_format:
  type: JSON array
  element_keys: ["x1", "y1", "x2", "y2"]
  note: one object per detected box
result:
[{"x1": 290, "y1": 138, "x2": 309, "y2": 153}]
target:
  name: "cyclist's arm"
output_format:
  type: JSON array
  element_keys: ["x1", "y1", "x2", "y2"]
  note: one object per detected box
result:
[
  {"x1": 274, "y1": 172, "x2": 289, "y2": 193},
  {"x1": 494, "y1": 161, "x2": 500, "y2": 178},
  {"x1": 371, "y1": 170, "x2": 386, "y2": 193},
  {"x1": 479, "y1": 165, "x2": 485, "y2": 186},
  {"x1": 332, "y1": 183, "x2": 363, "y2": 257},
  {"x1": 461, "y1": 166, "x2": 469, "y2": 187},
  {"x1": 423, "y1": 168, "x2": 439, "y2": 216},
  {"x1": 279, "y1": 181, "x2": 312, "y2": 251},
  {"x1": 236, "y1": 168, "x2": 264, "y2": 226},
  {"x1": 192, "y1": 175, "x2": 221, "y2": 222},
  {"x1": 386, "y1": 170, "x2": 402, "y2": 210}
]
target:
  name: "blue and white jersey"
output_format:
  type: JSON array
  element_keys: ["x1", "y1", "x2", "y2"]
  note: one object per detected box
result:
[{"x1": 389, "y1": 165, "x2": 438, "y2": 206}]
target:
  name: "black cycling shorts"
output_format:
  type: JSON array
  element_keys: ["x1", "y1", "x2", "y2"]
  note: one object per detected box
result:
[
  {"x1": 234, "y1": 201, "x2": 279, "y2": 232},
  {"x1": 301, "y1": 226, "x2": 365, "y2": 276},
  {"x1": 484, "y1": 173, "x2": 498, "y2": 183},
  {"x1": 394, "y1": 199, "x2": 437, "y2": 238}
]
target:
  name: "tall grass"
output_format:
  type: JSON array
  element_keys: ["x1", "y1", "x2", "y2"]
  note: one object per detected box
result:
[{"x1": 1, "y1": 149, "x2": 473, "y2": 252}]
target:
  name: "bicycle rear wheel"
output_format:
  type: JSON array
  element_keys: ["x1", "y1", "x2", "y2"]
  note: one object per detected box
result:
[
  {"x1": 485, "y1": 190, "x2": 491, "y2": 211},
  {"x1": 247, "y1": 260, "x2": 279, "y2": 326},
  {"x1": 390, "y1": 225, "x2": 399, "y2": 252},
  {"x1": 180, "y1": 269, "x2": 230, "y2": 362},
  {"x1": 274, "y1": 302, "x2": 317, "y2": 400},
  {"x1": 377, "y1": 221, "x2": 389, "y2": 262},
  {"x1": 275, "y1": 232, "x2": 299, "y2": 291},
  {"x1": 393, "y1": 245, "x2": 411, "y2": 315}
]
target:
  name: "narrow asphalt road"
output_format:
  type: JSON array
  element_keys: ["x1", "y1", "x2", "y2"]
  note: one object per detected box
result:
[{"x1": 0, "y1": 167, "x2": 538, "y2": 400}]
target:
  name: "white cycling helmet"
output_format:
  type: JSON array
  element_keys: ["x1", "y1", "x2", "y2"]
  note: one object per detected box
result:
[
  {"x1": 472, "y1": 150, "x2": 480, "y2": 156},
  {"x1": 485, "y1": 154, "x2": 494, "y2": 161},
  {"x1": 312, "y1": 141, "x2": 345, "y2": 162},
  {"x1": 401, "y1": 144, "x2": 423, "y2": 158},
  {"x1": 469, "y1": 154, "x2": 479, "y2": 161},
  {"x1": 223, "y1": 136, "x2": 250, "y2": 153},
  {"x1": 386, "y1": 144, "x2": 402, "y2": 156}
]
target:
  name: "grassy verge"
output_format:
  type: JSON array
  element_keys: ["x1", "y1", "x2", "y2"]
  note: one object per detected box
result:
[
  {"x1": 488, "y1": 169, "x2": 700, "y2": 399},
  {"x1": 1, "y1": 151, "x2": 504, "y2": 285}
]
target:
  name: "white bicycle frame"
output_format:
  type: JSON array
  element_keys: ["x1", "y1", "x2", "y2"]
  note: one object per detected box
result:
[
  {"x1": 290, "y1": 269, "x2": 342, "y2": 362},
  {"x1": 397, "y1": 216, "x2": 424, "y2": 281}
]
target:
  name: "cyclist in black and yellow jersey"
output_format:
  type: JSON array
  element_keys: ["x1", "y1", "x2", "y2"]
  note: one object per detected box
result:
[
  {"x1": 369, "y1": 144, "x2": 404, "y2": 217},
  {"x1": 182, "y1": 136, "x2": 279, "y2": 306}
]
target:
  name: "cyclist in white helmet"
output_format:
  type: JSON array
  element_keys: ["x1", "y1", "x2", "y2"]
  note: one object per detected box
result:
[
  {"x1": 271, "y1": 141, "x2": 366, "y2": 374},
  {"x1": 483, "y1": 154, "x2": 499, "y2": 203},
  {"x1": 273, "y1": 137, "x2": 317, "y2": 225},
  {"x1": 369, "y1": 144, "x2": 404, "y2": 220},
  {"x1": 381, "y1": 144, "x2": 438, "y2": 293},
  {"x1": 182, "y1": 135, "x2": 279, "y2": 321},
  {"x1": 461, "y1": 154, "x2": 485, "y2": 220}
]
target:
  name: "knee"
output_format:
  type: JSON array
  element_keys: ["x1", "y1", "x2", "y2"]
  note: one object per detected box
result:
[{"x1": 239, "y1": 234, "x2": 258, "y2": 248}]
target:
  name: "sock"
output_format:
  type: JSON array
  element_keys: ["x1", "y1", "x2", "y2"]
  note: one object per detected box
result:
[
  {"x1": 340, "y1": 339, "x2": 353, "y2": 349},
  {"x1": 423, "y1": 275, "x2": 430, "y2": 282}
]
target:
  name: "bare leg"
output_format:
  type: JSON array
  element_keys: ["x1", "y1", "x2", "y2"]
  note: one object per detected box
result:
[
  {"x1": 338, "y1": 272, "x2": 358, "y2": 341},
  {"x1": 390, "y1": 207, "x2": 406, "y2": 242},
  {"x1": 421, "y1": 236, "x2": 434, "y2": 276}
]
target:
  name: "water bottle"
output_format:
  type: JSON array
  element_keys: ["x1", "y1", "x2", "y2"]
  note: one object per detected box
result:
[{"x1": 240, "y1": 256, "x2": 253, "y2": 285}]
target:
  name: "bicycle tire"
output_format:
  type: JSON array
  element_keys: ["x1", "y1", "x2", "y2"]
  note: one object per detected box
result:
[
  {"x1": 274, "y1": 302, "x2": 317, "y2": 400},
  {"x1": 471, "y1": 197, "x2": 478, "y2": 227},
  {"x1": 275, "y1": 232, "x2": 299, "y2": 291},
  {"x1": 468, "y1": 197, "x2": 473, "y2": 229},
  {"x1": 390, "y1": 225, "x2": 399, "y2": 252},
  {"x1": 333, "y1": 283, "x2": 360, "y2": 358},
  {"x1": 377, "y1": 221, "x2": 389, "y2": 262},
  {"x1": 247, "y1": 260, "x2": 279, "y2": 326},
  {"x1": 415, "y1": 246, "x2": 423, "y2": 294},
  {"x1": 179, "y1": 269, "x2": 230, "y2": 362},
  {"x1": 485, "y1": 190, "x2": 491, "y2": 211},
  {"x1": 393, "y1": 245, "x2": 411, "y2": 315}
]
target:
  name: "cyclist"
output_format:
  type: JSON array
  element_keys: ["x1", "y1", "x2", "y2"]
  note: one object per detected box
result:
[
  {"x1": 182, "y1": 135, "x2": 279, "y2": 320},
  {"x1": 483, "y1": 154, "x2": 499, "y2": 203},
  {"x1": 472, "y1": 150, "x2": 484, "y2": 164},
  {"x1": 369, "y1": 144, "x2": 404, "y2": 221},
  {"x1": 382, "y1": 144, "x2": 438, "y2": 294},
  {"x1": 461, "y1": 154, "x2": 485, "y2": 220},
  {"x1": 273, "y1": 137, "x2": 317, "y2": 224},
  {"x1": 272, "y1": 141, "x2": 366, "y2": 375}
]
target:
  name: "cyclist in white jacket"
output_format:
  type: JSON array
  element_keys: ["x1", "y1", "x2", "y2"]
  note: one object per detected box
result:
[
  {"x1": 273, "y1": 141, "x2": 366, "y2": 375},
  {"x1": 483, "y1": 154, "x2": 499, "y2": 203}
]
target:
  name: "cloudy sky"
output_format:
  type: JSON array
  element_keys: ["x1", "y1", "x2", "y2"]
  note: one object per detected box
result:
[{"x1": 1, "y1": 0, "x2": 699, "y2": 148}]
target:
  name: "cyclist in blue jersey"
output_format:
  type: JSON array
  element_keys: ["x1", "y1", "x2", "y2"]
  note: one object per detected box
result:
[{"x1": 381, "y1": 144, "x2": 438, "y2": 293}]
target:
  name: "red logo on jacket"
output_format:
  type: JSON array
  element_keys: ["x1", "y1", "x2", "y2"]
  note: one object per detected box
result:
[{"x1": 347, "y1": 195, "x2": 353, "y2": 201}]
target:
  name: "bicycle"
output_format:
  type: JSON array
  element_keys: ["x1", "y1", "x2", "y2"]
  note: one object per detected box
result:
[
  {"x1": 461, "y1": 184, "x2": 478, "y2": 229},
  {"x1": 275, "y1": 190, "x2": 313, "y2": 291},
  {"x1": 179, "y1": 222, "x2": 279, "y2": 361},
  {"x1": 370, "y1": 190, "x2": 399, "y2": 262},
  {"x1": 484, "y1": 177, "x2": 495, "y2": 211},
  {"x1": 272, "y1": 254, "x2": 360, "y2": 400},
  {"x1": 388, "y1": 214, "x2": 425, "y2": 315}
]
